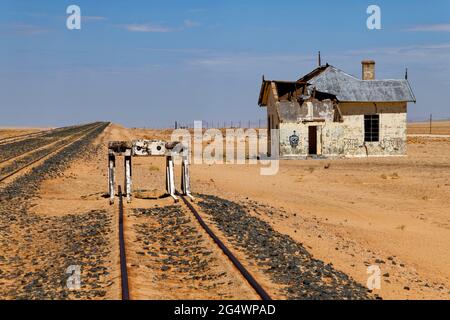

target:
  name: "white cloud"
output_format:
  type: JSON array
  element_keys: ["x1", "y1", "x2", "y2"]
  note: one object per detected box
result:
[
  {"x1": 343, "y1": 43, "x2": 450, "y2": 59},
  {"x1": 184, "y1": 20, "x2": 201, "y2": 28},
  {"x1": 121, "y1": 23, "x2": 175, "y2": 33},
  {"x1": 405, "y1": 23, "x2": 450, "y2": 32},
  {"x1": 187, "y1": 8, "x2": 207, "y2": 14},
  {"x1": 83, "y1": 16, "x2": 108, "y2": 22},
  {"x1": 185, "y1": 43, "x2": 450, "y2": 81},
  {"x1": 121, "y1": 20, "x2": 202, "y2": 33},
  {"x1": 9, "y1": 23, "x2": 49, "y2": 36},
  {"x1": 139, "y1": 48, "x2": 213, "y2": 54},
  {"x1": 189, "y1": 53, "x2": 315, "y2": 71}
]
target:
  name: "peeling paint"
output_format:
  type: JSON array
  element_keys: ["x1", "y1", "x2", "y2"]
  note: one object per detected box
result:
[{"x1": 278, "y1": 109, "x2": 407, "y2": 158}]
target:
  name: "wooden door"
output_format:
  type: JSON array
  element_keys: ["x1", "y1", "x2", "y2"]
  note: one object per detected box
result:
[{"x1": 308, "y1": 126, "x2": 317, "y2": 155}]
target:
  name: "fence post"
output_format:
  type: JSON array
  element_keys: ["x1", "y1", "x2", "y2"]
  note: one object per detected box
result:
[{"x1": 429, "y1": 114, "x2": 432, "y2": 134}]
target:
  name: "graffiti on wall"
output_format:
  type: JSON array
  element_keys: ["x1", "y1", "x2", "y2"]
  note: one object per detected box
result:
[
  {"x1": 344, "y1": 139, "x2": 360, "y2": 151},
  {"x1": 380, "y1": 137, "x2": 404, "y2": 152},
  {"x1": 289, "y1": 131, "x2": 300, "y2": 148},
  {"x1": 325, "y1": 138, "x2": 344, "y2": 154}
]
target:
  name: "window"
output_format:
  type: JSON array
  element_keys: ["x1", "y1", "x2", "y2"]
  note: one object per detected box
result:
[{"x1": 364, "y1": 114, "x2": 379, "y2": 142}]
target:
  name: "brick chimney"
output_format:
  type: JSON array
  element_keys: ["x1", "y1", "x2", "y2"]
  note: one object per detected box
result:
[{"x1": 362, "y1": 60, "x2": 375, "y2": 80}]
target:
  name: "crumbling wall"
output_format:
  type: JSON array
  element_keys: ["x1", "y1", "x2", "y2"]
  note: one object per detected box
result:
[
  {"x1": 267, "y1": 83, "x2": 280, "y2": 128},
  {"x1": 278, "y1": 102, "x2": 407, "y2": 159},
  {"x1": 338, "y1": 102, "x2": 407, "y2": 157},
  {"x1": 280, "y1": 121, "x2": 346, "y2": 158},
  {"x1": 279, "y1": 123, "x2": 309, "y2": 157},
  {"x1": 378, "y1": 112, "x2": 407, "y2": 155},
  {"x1": 278, "y1": 99, "x2": 334, "y2": 123}
]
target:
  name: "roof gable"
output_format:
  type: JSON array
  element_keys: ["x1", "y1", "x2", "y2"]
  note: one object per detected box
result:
[{"x1": 258, "y1": 80, "x2": 307, "y2": 106}]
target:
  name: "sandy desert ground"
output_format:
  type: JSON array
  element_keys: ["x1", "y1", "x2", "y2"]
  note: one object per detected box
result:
[
  {"x1": 0, "y1": 128, "x2": 43, "y2": 140},
  {"x1": 130, "y1": 123, "x2": 450, "y2": 300},
  {"x1": 1, "y1": 122, "x2": 449, "y2": 300}
]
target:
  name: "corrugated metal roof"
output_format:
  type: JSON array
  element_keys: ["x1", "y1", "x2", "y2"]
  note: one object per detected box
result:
[{"x1": 307, "y1": 66, "x2": 416, "y2": 102}]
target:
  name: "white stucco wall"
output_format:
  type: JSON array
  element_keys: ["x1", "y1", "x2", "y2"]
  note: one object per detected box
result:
[{"x1": 278, "y1": 103, "x2": 407, "y2": 158}]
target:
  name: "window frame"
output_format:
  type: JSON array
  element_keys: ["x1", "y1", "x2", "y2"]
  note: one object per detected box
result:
[{"x1": 364, "y1": 114, "x2": 380, "y2": 142}]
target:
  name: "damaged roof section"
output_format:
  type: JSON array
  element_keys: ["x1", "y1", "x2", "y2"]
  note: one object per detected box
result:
[
  {"x1": 258, "y1": 77, "x2": 338, "y2": 123},
  {"x1": 304, "y1": 66, "x2": 416, "y2": 103},
  {"x1": 258, "y1": 80, "x2": 308, "y2": 106},
  {"x1": 259, "y1": 64, "x2": 416, "y2": 106}
]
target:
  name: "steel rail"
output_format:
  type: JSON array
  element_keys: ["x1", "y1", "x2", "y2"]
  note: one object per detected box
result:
[
  {"x1": 0, "y1": 123, "x2": 98, "y2": 145},
  {"x1": 180, "y1": 195, "x2": 272, "y2": 301},
  {"x1": 118, "y1": 186, "x2": 130, "y2": 300},
  {"x1": 0, "y1": 123, "x2": 100, "y2": 166},
  {"x1": 0, "y1": 128, "x2": 54, "y2": 145},
  {"x1": 0, "y1": 124, "x2": 79, "y2": 145}
]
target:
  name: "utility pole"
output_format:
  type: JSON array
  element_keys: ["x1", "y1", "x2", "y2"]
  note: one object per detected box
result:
[{"x1": 429, "y1": 114, "x2": 432, "y2": 134}]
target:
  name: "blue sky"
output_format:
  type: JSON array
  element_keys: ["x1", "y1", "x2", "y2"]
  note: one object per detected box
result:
[{"x1": 1, "y1": 0, "x2": 450, "y2": 127}]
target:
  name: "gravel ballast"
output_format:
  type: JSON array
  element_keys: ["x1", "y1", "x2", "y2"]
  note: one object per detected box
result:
[
  {"x1": 0, "y1": 123, "x2": 113, "y2": 299},
  {"x1": 197, "y1": 194, "x2": 373, "y2": 300}
]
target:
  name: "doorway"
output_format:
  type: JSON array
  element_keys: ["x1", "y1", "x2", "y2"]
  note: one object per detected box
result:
[{"x1": 308, "y1": 126, "x2": 317, "y2": 155}]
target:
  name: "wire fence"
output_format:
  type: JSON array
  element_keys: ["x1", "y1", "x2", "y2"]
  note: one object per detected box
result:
[
  {"x1": 408, "y1": 115, "x2": 450, "y2": 123},
  {"x1": 148, "y1": 115, "x2": 449, "y2": 132},
  {"x1": 408, "y1": 114, "x2": 450, "y2": 135},
  {"x1": 174, "y1": 119, "x2": 267, "y2": 130}
]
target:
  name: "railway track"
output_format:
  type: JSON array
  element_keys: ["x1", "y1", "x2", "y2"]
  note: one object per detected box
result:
[
  {"x1": 117, "y1": 187, "x2": 271, "y2": 301},
  {"x1": 0, "y1": 122, "x2": 106, "y2": 183},
  {"x1": 0, "y1": 123, "x2": 98, "y2": 163},
  {"x1": 0, "y1": 128, "x2": 54, "y2": 145},
  {"x1": 179, "y1": 195, "x2": 272, "y2": 301},
  {"x1": 0, "y1": 122, "x2": 112, "y2": 300},
  {"x1": 118, "y1": 186, "x2": 130, "y2": 300},
  {"x1": 0, "y1": 124, "x2": 81, "y2": 146},
  {"x1": 0, "y1": 123, "x2": 99, "y2": 166}
]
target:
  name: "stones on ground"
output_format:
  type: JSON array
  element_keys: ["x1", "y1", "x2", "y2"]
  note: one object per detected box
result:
[
  {"x1": 196, "y1": 194, "x2": 372, "y2": 300},
  {"x1": 0, "y1": 123, "x2": 98, "y2": 163},
  {"x1": 0, "y1": 124, "x2": 112, "y2": 300},
  {"x1": 131, "y1": 205, "x2": 239, "y2": 298}
]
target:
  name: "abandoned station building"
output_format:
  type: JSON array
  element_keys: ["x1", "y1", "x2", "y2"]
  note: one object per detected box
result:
[{"x1": 258, "y1": 60, "x2": 416, "y2": 159}]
